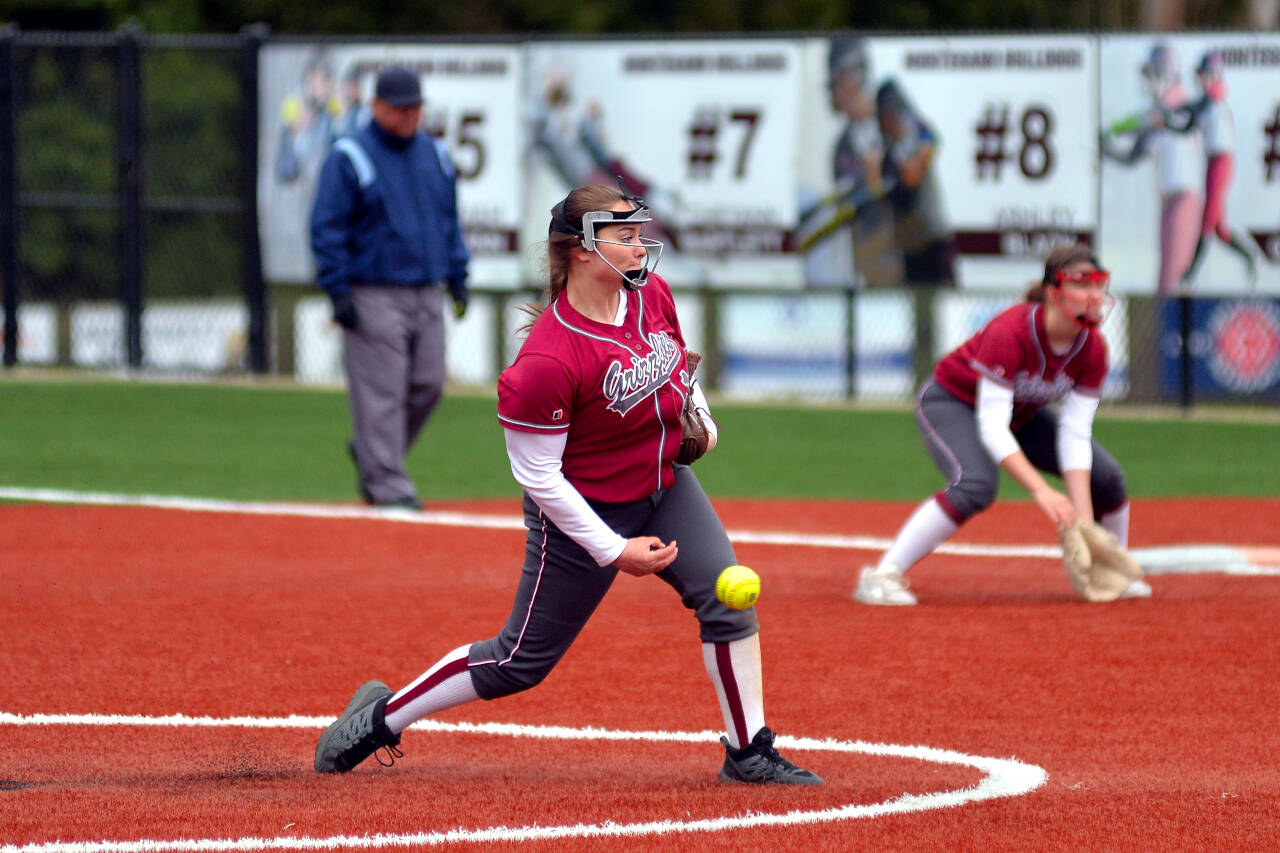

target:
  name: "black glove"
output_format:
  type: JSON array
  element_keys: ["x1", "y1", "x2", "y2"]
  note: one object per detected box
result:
[
  {"x1": 330, "y1": 292, "x2": 358, "y2": 330},
  {"x1": 448, "y1": 279, "x2": 469, "y2": 320}
]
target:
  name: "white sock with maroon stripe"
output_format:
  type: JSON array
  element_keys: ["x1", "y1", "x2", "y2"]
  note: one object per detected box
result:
[
  {"x1": 702, "y1": 634, "x2": 765, "y2": 750},
  {"x1": 383, "y1": 643, "x2": 480, "y2": 735},
  {"x1": 1098, "y1": 502, "x2": 1130, "y2": 548},
  {"x1": 881, "y1": 498, "x2": 961, "y2": 573}
]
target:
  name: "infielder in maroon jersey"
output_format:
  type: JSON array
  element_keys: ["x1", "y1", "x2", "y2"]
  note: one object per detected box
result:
[
  {"x1": 315, "y1": 183, "x2": 822, "y2": 786},
  {"x1": 855, "y1": 244, "x2": 1152, "y2": 606}
]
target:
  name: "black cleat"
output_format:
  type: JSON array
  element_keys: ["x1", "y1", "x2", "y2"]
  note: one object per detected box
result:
[
  {"x1": 314, "y1": 680, "x2": 403, "y2": 774},
  {"x1": 718, "y1": 726, "x2": 824, "y2": 786}
]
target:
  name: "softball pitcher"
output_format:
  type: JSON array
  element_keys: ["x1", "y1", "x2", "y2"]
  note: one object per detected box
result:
[
  {"x1": 315, "y1": 183, "x2": 822, "y2": 786},
  {"x1": 856, "y1": 244, "x2": 1152, "y2": 606}
]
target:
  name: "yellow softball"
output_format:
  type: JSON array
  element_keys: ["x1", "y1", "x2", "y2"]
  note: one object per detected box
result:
[{"x1": 715, "y1": 564, "x2": 761, "y2": 610}]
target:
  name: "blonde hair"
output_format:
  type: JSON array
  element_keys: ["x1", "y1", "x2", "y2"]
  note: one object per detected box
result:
[{"x1": 519, "y1": 184, "x2": 627, "y2": 332}]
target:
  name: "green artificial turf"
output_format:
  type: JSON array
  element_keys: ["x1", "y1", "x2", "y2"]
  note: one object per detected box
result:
[{"x1": 0, "y1": 378, "x2": 1275, "y2": 502}]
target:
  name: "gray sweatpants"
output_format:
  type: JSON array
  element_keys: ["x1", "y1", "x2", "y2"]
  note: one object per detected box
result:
[
  {"x1": 468, "y1": 464, "x2": 759, "y2": 701},
  {"x1": 917, "y1": 381, "x2": 1128, "y2": 523},
  {"x1": 344, "y1": 284, "x2": 446, "y2": 504}
]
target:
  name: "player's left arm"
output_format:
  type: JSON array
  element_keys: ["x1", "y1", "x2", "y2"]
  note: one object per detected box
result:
[{"x1": 687, "y1": 377, "x2": 718, "y2": 453}]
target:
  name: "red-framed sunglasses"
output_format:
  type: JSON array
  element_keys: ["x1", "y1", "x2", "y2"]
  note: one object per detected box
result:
[{"x1": 1052, "y1": 269, "x2": 1111, "y2": 288}]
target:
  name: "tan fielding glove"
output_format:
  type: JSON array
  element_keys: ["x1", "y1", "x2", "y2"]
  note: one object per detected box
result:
[{"x1": 1059, "y1": 519, "x2": 1143, "y2": 602}]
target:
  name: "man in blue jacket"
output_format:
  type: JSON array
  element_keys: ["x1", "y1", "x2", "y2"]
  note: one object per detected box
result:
[{"x1": 311, "y1": 66, "x2": 470, "y2": 509}]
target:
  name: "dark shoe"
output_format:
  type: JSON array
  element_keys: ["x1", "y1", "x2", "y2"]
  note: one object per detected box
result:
[
  {"x1": 718, "y1": 726, "x2": 824, "y2": 785},
  {"x1": 314, "y1": 680, "x2": 403, "y2": 773},
  {"x1": 347, "y1": 440, "x2": 374, "y2": 505}
]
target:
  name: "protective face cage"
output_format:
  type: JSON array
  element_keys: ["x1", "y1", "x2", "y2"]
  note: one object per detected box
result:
[
  {"x1": 550, "y1": 186, "x2": 665, "y2": 290},
  {"x1": 1048, "y1": 268, "x2": 1114, "y2": 329}
]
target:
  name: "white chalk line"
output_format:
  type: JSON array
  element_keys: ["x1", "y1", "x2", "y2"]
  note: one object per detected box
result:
[
  {"x1": 2, "y1": 486, "x2": 1278, "y2": 575},
  {"x1": 0, "y1": 713, "x2": 1046, "y2": 853}
]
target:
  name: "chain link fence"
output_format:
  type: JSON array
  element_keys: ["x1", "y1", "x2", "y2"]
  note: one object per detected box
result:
[
  {"x1": 2, "y1": 28, "x2": 1277, "y2": 408},
  {"x1": 2, "y1": 27, "x2": 262, "y2": 375}
]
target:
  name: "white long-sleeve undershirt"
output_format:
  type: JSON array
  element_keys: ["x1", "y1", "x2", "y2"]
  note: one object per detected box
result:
[
  {"x1": 687, "y1": 378, "x2": 718, "y2": 441},
  {"x1": 1056, "y1": 389, "x2": 1099, "y2": 472},
  {"x1": 975, "y1": 377, "x2": 1020, "y2": 464},
  {"x1": 975, "y1": 377, "x2": 1098, "y2": 472},
  {"x1": 503, "y1": 428, "x2": 628, "y2": 567}
]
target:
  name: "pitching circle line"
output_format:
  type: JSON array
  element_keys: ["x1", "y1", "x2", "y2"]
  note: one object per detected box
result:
[{"x1": 0, "y1": 713, "x2": 1047, "y2": 852}]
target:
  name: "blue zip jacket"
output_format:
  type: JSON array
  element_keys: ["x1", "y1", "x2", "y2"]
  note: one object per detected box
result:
[{"x1": 310, "y1": 120, "x2": 469, "y2": 301}]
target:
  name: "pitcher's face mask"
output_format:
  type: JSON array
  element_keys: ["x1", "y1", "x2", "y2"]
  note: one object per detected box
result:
[{"x1": 550, "y1": 194, "x2": 664, "y2": 290}]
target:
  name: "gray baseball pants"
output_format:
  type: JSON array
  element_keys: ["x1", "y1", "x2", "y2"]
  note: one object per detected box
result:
[
  {"x1": 468, "y1": 464, "x2": 759, "y2": 701},
  {"x1": 344, "y1": 284, "x2": 446, "y2": 504},
  {"x1": 917, "y1": 381, "x2": 1128, "y2": 523}
]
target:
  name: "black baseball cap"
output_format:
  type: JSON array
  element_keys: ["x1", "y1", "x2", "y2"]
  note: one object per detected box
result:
[{"x1": 374, "y1": 67, "x2": 423, "y2": 107}]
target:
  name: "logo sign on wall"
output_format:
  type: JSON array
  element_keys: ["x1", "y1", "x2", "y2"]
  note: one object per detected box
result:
[
  {"x1": 1162, "y1": 299, "x2": 1280, "y2": 395},
  {"x1": 522, "y1": 40, "x2": 805, "y2": 288},
  {"x1": 258, "y1": 43, "x2": 523, "y2": 288},
  {"x1": 1100, "y1": 34, "x2": 1280, "y2": 296},
  {"x1": 798, "y1": 35, "x2": 1099, "y2": 291}
]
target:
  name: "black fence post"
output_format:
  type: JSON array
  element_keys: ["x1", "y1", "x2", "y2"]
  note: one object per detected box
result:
[
  {"x1": 912, "y1": 287, "x2": 936, "y2": 390},
  {"x1": 0, "y1": 26, "x2": 18, "y2": 369},
  {"x1": 117, "y1": 24, "x2": 144, "y2": 369},
  {"x1": 239, "y1": 23, "x2": 268, "y2": 373},
  {"x1": 844, "y1": 286, "x2": 857, "y2": 400},
  {"x1": 1178, "y1": 294, "x2": 1194, "y2": 411},
  {"x1": 0, "y1": 24, "x2": 18, "y2": 366}
]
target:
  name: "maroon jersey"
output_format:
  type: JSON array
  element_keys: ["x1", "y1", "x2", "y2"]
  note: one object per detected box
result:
[
  {"x1": 933, "y1": 302, "x2": 1107, "y2": 430},
  {"x1": 497, "y1": 274, "x2": 693, "y2": 502}
]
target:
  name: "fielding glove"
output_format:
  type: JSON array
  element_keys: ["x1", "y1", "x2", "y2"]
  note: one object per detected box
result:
[{"x1": 1059, "y1": 519, "x2": 1143, "y2": 602}]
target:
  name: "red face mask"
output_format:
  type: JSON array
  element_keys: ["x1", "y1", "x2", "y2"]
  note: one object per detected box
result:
[
  {"x1": 1049, "y1": 268, "x2": 1113, "y2": 328},
  {"x1": 1052, "y1": 269, "x2": 1111, "y2": 288}
]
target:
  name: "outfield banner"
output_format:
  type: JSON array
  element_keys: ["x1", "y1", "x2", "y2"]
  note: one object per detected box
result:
[
  {"x1": 252, "y1": 35, "x2": 1279, "y2": 301},
  {"x1": 258, "y1": 43, "x2": 523, "y2": 288},
  {"x1": 798, "y1": 34, "x2": 1098, "y2": 291},
  {"x1": 1161, "y1": 298, "x2": 1280, "y2": 395},
  {"x1": 522, "y1": 39, "x2": 805, "y2": 288},
  {"x1": 1099, "y1": 34, "x2": 1280, "y2": 295}
]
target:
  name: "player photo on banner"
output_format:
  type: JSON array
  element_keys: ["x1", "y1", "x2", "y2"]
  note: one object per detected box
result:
[
  {"x1": 798, "y1": 34, "x2": 1098, "y2": 291},
  {"x1": 257, "y1": 43, "x2": 523, "y2": 287},
  {"x1": 1099, "y1": 34, "x2": 1280, "y2": 295},
  {"x1": 522, "y1": 40, "x2": 804, "y2": 288}
]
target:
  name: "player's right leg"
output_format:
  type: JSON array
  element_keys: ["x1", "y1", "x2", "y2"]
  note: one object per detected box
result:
[{"x1": 857, "y1": 383, "x2": 991, "y2": 606}]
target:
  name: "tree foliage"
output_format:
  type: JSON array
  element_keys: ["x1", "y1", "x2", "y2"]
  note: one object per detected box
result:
[{"x1": 0, "y1": 0, "x2": 1258, "y2": 34}]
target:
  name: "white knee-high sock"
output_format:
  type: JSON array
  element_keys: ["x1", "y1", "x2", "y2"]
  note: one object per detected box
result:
[
  {"x1": 702, "y1": 634, "x2": 764, "y2": 750},
  {"x1": 383, "y1": 643, "x2": 480, "y2": 735},
  {"x1": 881, "y1": 497, "x2": 961, "y2": 573},
  {"x1": 1098, "y1": 502, "x2": 1130, "y2": 548}
]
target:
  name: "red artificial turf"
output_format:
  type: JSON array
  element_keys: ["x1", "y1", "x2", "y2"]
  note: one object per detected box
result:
[{"x1": 2, "y1": 498, "x2": 1278, "y2": 851}]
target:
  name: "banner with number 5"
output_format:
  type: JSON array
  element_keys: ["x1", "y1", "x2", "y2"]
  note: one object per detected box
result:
[
  {"x1": 522, "y1": 40, "x2": 805, "y2": 288},
  {"x1": 799, "y1": 35, "x2": 1099, "y2": 291},
  {"x1": 258, "y1": 43, "x2": 523, "y2": 287}
]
